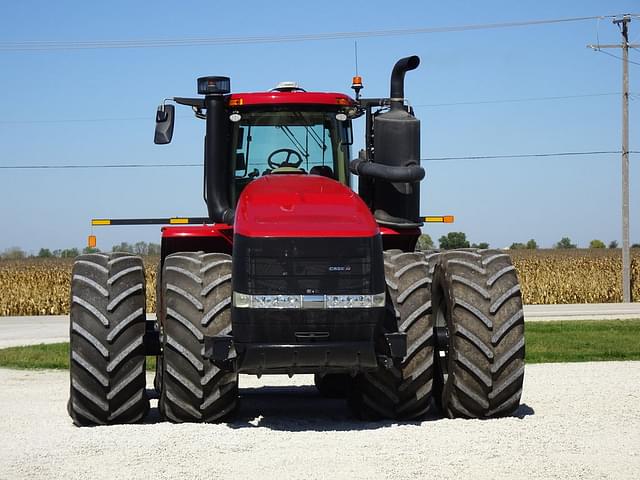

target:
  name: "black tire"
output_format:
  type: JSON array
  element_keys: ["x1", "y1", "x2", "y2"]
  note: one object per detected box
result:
[
  {"x1": 431, "y1": 249, "x2": 525, "y2": 418},
  {"x1": 314, "y1": 373, "x2": 352, "y2": 398},
  {"x1": 159, "y1": 252, "x2": 238, "y2": 422},
  {"x1": 68, "y1": 253, "x2": 149, "y2": 426},
  {"x1": 349, "y1": 250, "x2": 440, "y2": 420}
]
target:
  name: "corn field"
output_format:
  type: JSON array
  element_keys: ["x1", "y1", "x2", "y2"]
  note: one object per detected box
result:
[
  {"x1": 511, "y1": 249, "x2": 640, "y2": 304},
  {"x1": 0, "y1": 258, "x2": 158, "y2": 316},
  {"x1": 0, "y1": 250, "x2": 638, "y2": 316}
]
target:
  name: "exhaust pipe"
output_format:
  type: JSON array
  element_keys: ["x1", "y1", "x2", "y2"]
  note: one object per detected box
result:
[
  {"x1": 390, "y1": 55, "x2": 420, "y2": 110},
  {"x1": 205, "y1": 94, "x2": 235, "y2": 225},
  {"x1": 349, "y1": 151, "x2": 425, "y2": 182}
]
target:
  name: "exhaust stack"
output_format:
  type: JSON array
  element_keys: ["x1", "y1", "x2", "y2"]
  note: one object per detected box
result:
[
  {"x1": 200, "y1": 76, "x2": 235, "y2": 225},
  {"x1": 390, "y1": 55, "x2": 420, "y2": 110}
]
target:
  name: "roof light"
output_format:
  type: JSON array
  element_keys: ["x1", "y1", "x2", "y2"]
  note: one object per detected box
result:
[
  {"x1": 197, "y1": 76, "x2": 231, "y2": 95},
  {"x1": 351, "y1": 75, "x2": 363, "y2": 99}
]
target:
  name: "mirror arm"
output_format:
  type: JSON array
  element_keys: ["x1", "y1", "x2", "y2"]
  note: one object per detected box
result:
[{"x1": 174, "y1": 97, "x2": 206, "y2": 108}]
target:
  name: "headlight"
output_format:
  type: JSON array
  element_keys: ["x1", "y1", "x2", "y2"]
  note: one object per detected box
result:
[
  {"x1": 233, "y1": 292, "x2": 385, "y2": 309},
  {"x1": 253, "y1": 295, "x2": 302, "y2": 309}
]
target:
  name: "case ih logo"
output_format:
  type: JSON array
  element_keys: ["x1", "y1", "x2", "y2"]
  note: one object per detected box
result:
[{"x1": 328, "y1": 266, "x2": 352, "y2": 272}]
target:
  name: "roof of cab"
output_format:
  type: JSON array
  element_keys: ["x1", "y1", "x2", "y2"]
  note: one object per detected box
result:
[{"x1": 227, "y1": 91, "x2": 356, "y2": 107}]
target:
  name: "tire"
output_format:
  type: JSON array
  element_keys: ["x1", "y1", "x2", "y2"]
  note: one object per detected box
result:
[
  {"x1": 349, "y1": 250, "x2": 440, "y2": 420},
  {"x1": 68, "y1": 253, "x2": 149, "y2": 426},
  {"x1": 314, "y1": 373, "x2": 352, "y2": 398},
  {"x1": 431, "y1": 249, "x2": 525, "y2": 418},
  {"x1": 159, "y1": 252, "x2": 238, "y2": 422}
]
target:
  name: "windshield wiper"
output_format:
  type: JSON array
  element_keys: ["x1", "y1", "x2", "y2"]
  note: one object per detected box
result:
[
  {"x1": 278, "y1": 125, "x2": 308, "y2": 158},
  {"x1": 294, "y1": 112, "x2": 326, "y2": 151}
]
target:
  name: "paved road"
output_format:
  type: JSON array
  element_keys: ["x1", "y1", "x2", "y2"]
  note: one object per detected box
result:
[
  {"x1": 524, "y1": 302, "x2": 640, "y2": 321},
  {"x1": 0, "y1": 314, "x2": 155, "y2": 349},
  {"x1": 0, "y1": 304, "x2": 639, "y2": 348}
]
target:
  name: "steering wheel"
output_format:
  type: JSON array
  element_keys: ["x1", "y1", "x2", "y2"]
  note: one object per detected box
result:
[{"x1": 267, "y1": 148, "x2": 304, "y2": 169}]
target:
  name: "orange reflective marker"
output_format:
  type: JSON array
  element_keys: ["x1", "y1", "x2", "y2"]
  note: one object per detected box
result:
[
  {"x1": 88, "y1": 235, "x2": 97, "y2": 248},
  {"x1": 423, "y1": 215, "x2": 455, "y2": 223}
]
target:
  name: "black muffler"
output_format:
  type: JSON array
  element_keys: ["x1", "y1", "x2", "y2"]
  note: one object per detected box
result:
[{"x1": 350, "y1": 55, "x2": 424, "y2": 226}]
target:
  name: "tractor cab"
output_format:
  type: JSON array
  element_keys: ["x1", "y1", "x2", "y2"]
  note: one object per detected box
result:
[
  {"x1": 226, "y1": 88, "x2": 355, "y2": 203},
  {"x1": 154, "y1": 79, "x2": 357, "y2": 226}
]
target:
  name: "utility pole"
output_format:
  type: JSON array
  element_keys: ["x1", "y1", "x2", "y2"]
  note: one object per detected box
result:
[{"x1": 588, "y1": 15, "x2": 638, "y2": 302}]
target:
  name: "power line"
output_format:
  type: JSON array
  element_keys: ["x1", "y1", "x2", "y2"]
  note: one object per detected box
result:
[
  {"x1": 0, "y1": 115, "x2": 192, "y2": 125},
  {"x1": 0, "y1": 116, "x2": 151, "y2": 125},
  {"x1": 414, "y1": 92, "x2": 622, "y2": 107},
  {"x1": 0, "y1": 93, "x2": 631, "y2": 125},
  {"x1": 0, "y1": 15, "x2": 626, "y2": 52},
  {"x1": 594, "y1": 48, "x2": 640, "y2": 66},
  {"x1": 0, "y1": 163, "x2": 201, "y2": 170},
  {"x1": 422, "y1": 150, "x2": 636, "y2": 161},
  {"x1": 2, "y1": 150, "x2": 637, "y2": 170}
]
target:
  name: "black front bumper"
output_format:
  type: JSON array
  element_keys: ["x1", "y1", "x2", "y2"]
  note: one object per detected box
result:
[{"x1": 204, "y1": 332, "x2": 407, "y2": 375}]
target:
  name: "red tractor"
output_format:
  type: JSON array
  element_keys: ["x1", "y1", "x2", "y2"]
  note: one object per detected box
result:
[{"x1": 68, "y1": 56, "x2": 525, "y2": 425}]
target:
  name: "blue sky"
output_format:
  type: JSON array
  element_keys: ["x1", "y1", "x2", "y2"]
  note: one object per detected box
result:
[{"x1": 0, "y1": 0, "x2": 638, "y2": 252}]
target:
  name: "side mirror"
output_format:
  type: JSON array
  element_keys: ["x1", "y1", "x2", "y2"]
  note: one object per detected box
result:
[{"x1": 154, "y1": 104, "x2": 175, "y2": 144}]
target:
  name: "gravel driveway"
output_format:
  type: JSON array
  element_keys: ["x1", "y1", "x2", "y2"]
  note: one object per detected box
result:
[{"x1": 1, "y1": 362, "x2": 639, "y2": 479}]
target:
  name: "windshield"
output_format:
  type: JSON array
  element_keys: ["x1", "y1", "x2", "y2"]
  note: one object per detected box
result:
[{"x1": 230, "y1": 109, "x2": 351, "y2": 201}]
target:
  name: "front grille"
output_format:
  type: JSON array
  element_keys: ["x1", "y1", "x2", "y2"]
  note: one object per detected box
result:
[{"x1": 232, "y1": 235, "x2": 384, "y2": 295}]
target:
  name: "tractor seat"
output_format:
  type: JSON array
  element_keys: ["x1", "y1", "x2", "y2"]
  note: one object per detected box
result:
[{"x1": 309, "y1": 165, "x2": 334, "y2": 178}]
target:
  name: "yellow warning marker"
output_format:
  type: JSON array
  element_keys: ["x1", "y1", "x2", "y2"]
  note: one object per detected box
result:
[
  {"x1": 424, "y1": 215, "x2": 455, "y2": 223},
  {"x1": 91, "y1": 219, "x2": 111, "y2": 226}
]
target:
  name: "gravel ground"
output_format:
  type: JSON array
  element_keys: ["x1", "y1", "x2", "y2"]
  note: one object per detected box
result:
[{"x1": 1, "y1": 362, "x2": 639, "y2": 480}]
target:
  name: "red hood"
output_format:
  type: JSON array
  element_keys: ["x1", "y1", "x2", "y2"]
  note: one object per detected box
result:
[{"x1": 234, "y1": 174, "x2": 378, "y2": 238}]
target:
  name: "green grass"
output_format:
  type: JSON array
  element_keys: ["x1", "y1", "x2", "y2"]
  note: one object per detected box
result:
[
  {"x1": 525, "y1": 319, "x2": 640, "y2": 363},
  {"x1": 0, "y1": 320, "x2": 639, "y2": 370},
  {"x1": 0, "y1": 342, "x2": 71, "y2": 369},
  {"x1": 0, "y1": 343, "x2": 156, "y2": 370}
]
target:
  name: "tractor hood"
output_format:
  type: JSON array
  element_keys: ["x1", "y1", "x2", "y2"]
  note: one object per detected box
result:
[{"x1": 234, "y1": 175, "x2": 379, "y2": 238}]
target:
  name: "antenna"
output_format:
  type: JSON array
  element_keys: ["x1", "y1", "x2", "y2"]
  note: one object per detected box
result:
[{"x1": 354, "y1": 41, "x2": 359, "y2": 76}]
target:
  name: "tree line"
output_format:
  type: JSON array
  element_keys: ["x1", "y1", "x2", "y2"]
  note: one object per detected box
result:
[
  {"x1": 2, "y1": 235, "x2": 639, "y2": 260},
  {"x1": 0, "y1": 241, "x2": 161, "y2": 260},
  {"x1": 417, "y1": 232, "x2": 640, "y2": 251}
]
